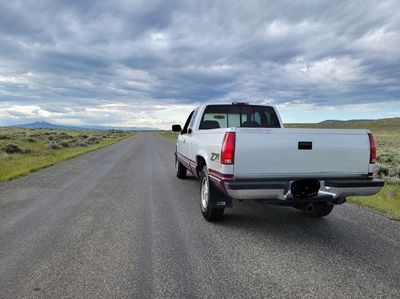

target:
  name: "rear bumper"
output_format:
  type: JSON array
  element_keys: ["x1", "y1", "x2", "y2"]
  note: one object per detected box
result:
[{"x1": 223, "y1": 178, "x2": 384, "y2": 203}]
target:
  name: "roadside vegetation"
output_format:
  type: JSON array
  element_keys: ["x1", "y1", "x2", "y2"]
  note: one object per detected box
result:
[
  {"x1": 160, "y1": 118, "x2": 400, "y2": 220},
  {"x1": 159, "y1": 130, "x2": 179, "y2": 141},
  {"x1": 0, "y1": 127, "x2": 135, "y2": 181}
]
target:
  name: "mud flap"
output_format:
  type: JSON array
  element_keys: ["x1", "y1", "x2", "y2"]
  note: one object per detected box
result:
[{"x1": 209, "y1": 181, "x2": 233, "y2": 208}]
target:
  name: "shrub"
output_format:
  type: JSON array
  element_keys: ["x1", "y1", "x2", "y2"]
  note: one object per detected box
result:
[
  {"x1": 377, "y1": 152, "x2": 394, "y2": 164},
  {"x1": 395, "y1": 165, "x2": 400, "y2": 177},
  {"x1": 48, "y1": 143, "x2": 62, "y2": 150},
  {"x1": 58, "y1": 133, "x2": 73, "y2": 139},
  {"x1": 24, "y1": 138, "x2": 37, "y2": 143},
  {"x1": 60, "y1": 142, "x2": 70, "y2": 147},
  {"x1": 79, "y1": 134, "x2": 89, "y2": 139},
  {"x1": 375, "y1": 163, "x2": 389, "y2": 177},
  {"x1": 0, "y1": 134, "x2": 12, "y2": 140},
  {"x1": 74, "y1": 141, "x2": 88, "y2": 147},
  {"x1": 87, "y1": 137, "x2": 99, "y2": 144},
  {"x1": 2, "y1": 143, "x2": 23, "y2": 154},
  {"x1": 385, "y1": 176, "x2": 400, "y2": 185}
]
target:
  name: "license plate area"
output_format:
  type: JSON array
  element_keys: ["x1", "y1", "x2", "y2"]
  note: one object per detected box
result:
[{"x1": 291, "y1": 179, "x2": 320, "y2": 198}]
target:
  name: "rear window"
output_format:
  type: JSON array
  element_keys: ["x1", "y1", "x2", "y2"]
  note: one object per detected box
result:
[{"x1": 199, "y1": 105, "x2": 281, "y2": 129}]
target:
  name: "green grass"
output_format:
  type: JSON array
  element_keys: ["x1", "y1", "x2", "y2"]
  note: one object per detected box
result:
[
  {"x1": 160, "y1": 117, "x2": 400, "y2": 220},
  {"x1": 0, "y1": 127, "x2": 135, "y2": 181},
  {"x1": 350, "y1": 185, "x2": 400, "y2": 220},
  {"x1": 159, "y1": 130, "x2": 179, "y2": 141}
]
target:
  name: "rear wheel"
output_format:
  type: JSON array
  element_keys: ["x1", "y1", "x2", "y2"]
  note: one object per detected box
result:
[
  {"x1": 304, "y1": 203, "x2": 334, "y2": 218},
  {"x1": 175, "y1": 154, "x2": 187, "y2": 179},
  {"x1": 200, "y1": 166, "x2": 225, "y2": 221}
]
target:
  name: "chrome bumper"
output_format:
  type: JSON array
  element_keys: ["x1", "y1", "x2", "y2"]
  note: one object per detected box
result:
[{"x1": 224, "y1": 178, "x2": 384, "y2": 202}]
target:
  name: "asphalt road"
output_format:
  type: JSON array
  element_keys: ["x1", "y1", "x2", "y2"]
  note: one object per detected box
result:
[{"x1": 0, "y1": 132, "x2": 399, "y2": 298}]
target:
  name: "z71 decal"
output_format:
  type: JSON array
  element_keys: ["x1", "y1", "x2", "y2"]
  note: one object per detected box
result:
[{"x1": 210, "y1": 153, "x2": 220, "y2": 161}]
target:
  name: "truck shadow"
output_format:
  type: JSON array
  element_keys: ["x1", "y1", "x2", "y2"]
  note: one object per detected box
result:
[
  {"x1": 217, "y1": 201, "x2": 387, "y2": 262},
  {"x1": 183, "y1": 175, "x2": 198, "y2": 181},
  {"x1": 221, "y1": 203, "x2": 334, "y2": 235},
  {"x1": 180, "y1": 171, "x2": 395, "y2": 265}
]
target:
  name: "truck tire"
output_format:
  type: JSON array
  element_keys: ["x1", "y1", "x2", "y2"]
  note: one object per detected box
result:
[
  {"x1": 305, "y1": 203, "x2": 334, "y2": 218},
  {"x1": 200, "y1": 166, "x2": 225, "y2": 221},
  {"x1": 175, "y1": 154, "x2": 187, "y2": 179}
]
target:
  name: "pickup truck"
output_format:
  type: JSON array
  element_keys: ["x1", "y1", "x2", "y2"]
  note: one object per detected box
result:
[{"x1": 172, "y1": 103, "x2": 384, "y2": 221}]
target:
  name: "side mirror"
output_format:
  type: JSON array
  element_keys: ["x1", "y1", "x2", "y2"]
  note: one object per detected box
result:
[{"x1": 172, "y1": 124, "x2": 182, "y2": 132}]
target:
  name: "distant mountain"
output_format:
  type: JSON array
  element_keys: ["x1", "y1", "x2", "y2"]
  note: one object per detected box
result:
[
  {"x1": 11, "y1": 121, "x2": 158, "y2": 131},
  {"x1": 15, "y1": 121, "x2": 71, "y2": 129}
]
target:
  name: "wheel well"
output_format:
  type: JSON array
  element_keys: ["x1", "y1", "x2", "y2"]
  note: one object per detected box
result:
[{"x1": 196, "y1": 156, "x2": 206, "y2": 176}]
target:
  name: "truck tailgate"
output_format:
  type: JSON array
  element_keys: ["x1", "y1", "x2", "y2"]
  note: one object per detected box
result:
[{"x1": 234, "y1": 128, "x2": 370, "y2": 178}]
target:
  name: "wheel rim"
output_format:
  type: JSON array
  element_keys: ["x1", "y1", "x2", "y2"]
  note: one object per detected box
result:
[{"x1": 201, "y1": 176, "x2": 209, "y2": 211}]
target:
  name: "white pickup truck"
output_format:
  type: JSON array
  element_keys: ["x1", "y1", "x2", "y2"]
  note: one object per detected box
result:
[{"x1": 172, "y1": 103, "x2": 384, "y2": 221}]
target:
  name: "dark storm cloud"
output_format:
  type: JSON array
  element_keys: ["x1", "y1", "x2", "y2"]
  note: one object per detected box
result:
[{"x1": 0, "y1": 0, "x2": 399, "y2": 125}]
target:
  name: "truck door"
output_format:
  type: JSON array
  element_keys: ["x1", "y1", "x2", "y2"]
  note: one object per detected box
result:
[{"x1": 177, "y1": 110, "x2": 194, "y2": 168}]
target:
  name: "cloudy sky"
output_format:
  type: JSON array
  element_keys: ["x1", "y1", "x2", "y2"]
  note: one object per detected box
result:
[{"x1": 0, "y1": 0, "x2": 399, "y2": 128}]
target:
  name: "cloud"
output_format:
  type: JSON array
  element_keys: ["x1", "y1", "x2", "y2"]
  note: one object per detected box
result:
[{"x1": 0, "y1": 0, "x2": 399, "y2": 127}]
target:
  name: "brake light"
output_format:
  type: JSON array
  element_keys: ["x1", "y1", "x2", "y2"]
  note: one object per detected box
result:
[
  {"x1": 368, "y1": 133, "x2": 376, "y2": 164},
  {"x1": 221, "y1": 132, "x2": 235, "y2": 164}
]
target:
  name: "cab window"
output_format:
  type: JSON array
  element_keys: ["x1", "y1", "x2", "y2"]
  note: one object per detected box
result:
[
  {"x1": 199, "y1": 105, "x2": 280, "y2": 129},
  {"x1": 181, "y1": 111, "x2": 194, "y2": 134},
  {"x1": 188, "y1": 108, "x2": 198, "y2": 132}
]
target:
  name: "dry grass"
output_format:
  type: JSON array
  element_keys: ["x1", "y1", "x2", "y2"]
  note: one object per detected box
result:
[{"x1": 0, "y1": 127, "x2": 135, "y2": 181}]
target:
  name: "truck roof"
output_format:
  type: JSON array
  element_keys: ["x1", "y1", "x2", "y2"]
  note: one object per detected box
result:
[{"x1": 197, "y1": 102, "x2": 277, "y2": 109}]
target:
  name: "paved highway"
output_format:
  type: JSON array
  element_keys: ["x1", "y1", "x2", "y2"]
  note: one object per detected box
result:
[{"x1": 0, "y1": 132, "x2": 399, "y2": 298}]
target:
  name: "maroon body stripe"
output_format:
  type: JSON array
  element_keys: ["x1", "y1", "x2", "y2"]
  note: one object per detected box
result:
[
  {"x1": 208, "y1": 168, "x2": 233, "y2": 194},
  {"x1": 177, "y1": 153, "x2": 233, "y2": 187},
  {"x1": 208, "y1": 169, "x2": 233, "y2": 181},
  {"x1": 177, "y1": 153, "x2": 196, "y2": 165},
  {"x1": 177, "y1": 153, "x2": 197, "y2": 175}
]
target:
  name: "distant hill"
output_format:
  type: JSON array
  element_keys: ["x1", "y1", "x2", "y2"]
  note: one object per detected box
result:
[
  {"x1": 11, "y1": 121, "x2": 158, "y2": 131},
  {"x1": 318, "y1": 119, "x2": 373, "y2": 125},
  {"x1": 16, "y1": 121, "x2": 71, "y2": 129},
  {"x1": 285, "y1": 117, "x2": 400, "y2": 132}
]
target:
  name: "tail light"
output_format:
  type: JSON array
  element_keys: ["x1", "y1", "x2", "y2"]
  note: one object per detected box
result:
[
  {"x1": 221, "y1": 132, "x2": 235, "y2": 164},
  {"x1": 368, "y1": 133, "x2": 376, "y2": 164}
]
